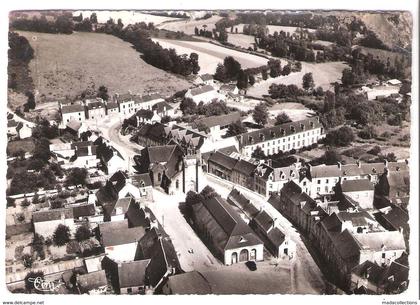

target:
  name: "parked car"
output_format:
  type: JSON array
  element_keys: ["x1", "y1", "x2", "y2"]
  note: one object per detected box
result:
[{"x1": 245, "y1": 261, "x2": 257, "y2": 271}]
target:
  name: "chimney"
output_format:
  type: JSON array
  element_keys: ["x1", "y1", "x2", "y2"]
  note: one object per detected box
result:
[
  {"x1": 356, "y1": 160, "x2": 361, "y2": 168},
  {"x1": 337, "y1": 162, "x2": 342, "y2": 169},
  {"x1": 384, "y1": 159, "x2": 389, "y2": 168},
  {"x1": 398, "y1": 226, "x2": 404, "y2": 235},
  {"x1": 405, "y1": 159, "x2": 409, "y2": 165}
]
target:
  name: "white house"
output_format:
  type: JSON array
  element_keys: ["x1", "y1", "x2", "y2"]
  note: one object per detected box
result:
[
  {"x1": 194, "y1": 74, "x2": 216, "y2": 86},
  {"x1": 97, "y1": 144, "x2": 126, "y2": 175},
  {"x1": 136, "y1": 109, "x2": 161, "y2": 125},
  {"x1": 185, "y1": 85, "x2": 220, "y2": 104},
  {"x1": 152, "y1": 101, "x2": 175, "y2": 118},
  {"x1": 86, "y1": 101, "x2": 106, "y2": 121},
  {"x1": 116, "y1": 93, "x2": 136, "y2": 116},
  {"x1": 238, "y1": 117, "x2": 325, "y2": 158},
  {"x1": 133, "y1": 93, "x2": 165, "y2": 112},
  {"x1": 32, "y1": 208, "x2": 76, "y2": 238},
  {"x1": 255, "y1": 162, "x2": 300, "y2": 197},
  {"x1": 49, "y1": 141, "x2": 75, "y2": 160},
  {"x1": 17, "y1": 123, "x2": 32, "y2": 139},
  {"x1": 61, "y1": 104, "x2": 86, "y2": 124},
  {"x1": 69, "y1": 142, "x2": 99, "y2": 169},
  {"x1": 340, "y1": 179, "x2": 375, "y2": 209},
  {"x1": 106, "y1": 102, "x2": 120, "y2": 115}
]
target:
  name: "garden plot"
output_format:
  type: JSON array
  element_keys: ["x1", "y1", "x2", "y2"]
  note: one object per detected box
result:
[
  {"x1": 157, "y1": 15, "x2": 223, "y2": 35},
  {"x1": 248, "y1": 61, "x2": 349, "y2": 97},
  {"x1": 74, "y1": 10, "x2": 178, "y2": 26},
  {"x1": 153, "y1": 38, "x2": 270, "y2": 74}
]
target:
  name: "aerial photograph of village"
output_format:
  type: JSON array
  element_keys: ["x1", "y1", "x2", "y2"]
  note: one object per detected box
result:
[{"x1": 5, "y1": 9, "x2": 412, "y2": 295}]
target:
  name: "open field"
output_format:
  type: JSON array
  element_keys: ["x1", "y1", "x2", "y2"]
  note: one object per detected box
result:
[
  {"x1": 268, "y1": 102, "x2": 315, "y2": 122},
  {"x1": 248, "y1": 61, "x2": 349, "y2": 97},
  {"x1": 73, "y1": 10, "x2": 179, "y2": 26},
  {"x1": 157, "y1": 15, "x2": 223, "y2": 35},
  {"x1": 153, "y1": 38, "x2": 270, "y2": 74},
  {"x1": 17, "y1": 31, "x2": 190, "y2": 102},
  {"x1": 231, "y1": 24, "x2": 316, "y2": 35},
  {"x1": 227, "y1": 33, "x2": 256, "y2": 49}
]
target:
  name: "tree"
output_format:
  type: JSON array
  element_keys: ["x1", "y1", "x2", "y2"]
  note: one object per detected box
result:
[
  {"x1": 223, "y1": 56, "x2": 242, "y2": 80},
  {"x1": 53, "y1": 224, "x2": 71, "y2": 246},
  {"x1": 189, "y1": 52, "x2": 200, "y2": 75},
  {"x1": 252, "y1": 103, "x2": 269, "y2": 126},
  {"x1": 66, "y1": 168, "x2": 88, "y2": 186},
  {"x1": 200, "y1": 186, "x2": 218, "y2": 199},
  {"x1": 275, "y1": 112, "x2": 291, "y2": 125},
  {"x1": 161, "y1": 115, "x2": 171, "y2": 124},
  {"x1": 22, "y1": 253, "x2": 33, "y2": 268},
  {"x1": 180, "y1": 98, "x2": 197, "y2": 115},
  {"x1": 32, "y1": 233, "x2": 45, "y2": 260},
  {"x1": 90, "y1": 13, "x2": 98, "y2": 24},
  {"x1": 325, "y1": 126, "x2": 355, "y2": 147},
  {"x1": 268, "y1": 59, "x2": 282, "y2": 78},
  {"x1": 368, "y1": 145, "x2": 381, "y2": 155},
  {"x1": 251, "y1": 146, "x2": 266, "y2": 160},
  {"x1": 25, "y1": 91, "x2": 36, "y2": 110},
  {"x1": 341, "y1": 68, "x2": 355, "y2": 87},
  {"x1": 302, "y1": 72, "x2": 315, "y2": 91},
  {"x1": 225, "y1": 121, "x2": 247, "y2": 137},
  {"x1": 236, "y1": 69, "x2": 249, "y2": 89},
  {"x1": 21, "y1": 198, "x2": 30, "y2": 207},
  {"x1": 97, "y1": 85, "x2": 109, "y2": 101},
  {"x1": 214, "y1": 63, "x2": 228, "y2": 83},
  {"x1": 321, "y1": 149, "x2": 342, "y2": 165},
  {"x1": 281, "y1": 64, "x2": 291, "y2": 76},
  {"x1": 249, "y1": 74, "x2": 256, "y2": 86},
  {"x1": 261, "y1": 69, "x2": 268, "y2": 80}
]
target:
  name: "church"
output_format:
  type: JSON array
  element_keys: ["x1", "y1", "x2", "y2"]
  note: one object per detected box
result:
[{"x1": 133, "y1": 144, "x2": 203, "y2": 195}]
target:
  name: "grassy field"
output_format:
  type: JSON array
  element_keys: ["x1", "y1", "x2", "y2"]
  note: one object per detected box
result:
[
  {"x1": 227, "y1": 33, "x2": 256, "y2": 49},
  {"x1": 153, "y1": 38, "x2": 269, "y2": 74},
  {"x1": 157, "y1": 15, "x2": 223, "y2": 35},
  {"x1": 16, "y1": 31, "x2": 191, "y2": 103},
  {"x1": 248, "y1": 61, "x2": 349, "y2": 97},
  {"x1": 74, "y1": 10, "x2": 179, "y2": 26}
]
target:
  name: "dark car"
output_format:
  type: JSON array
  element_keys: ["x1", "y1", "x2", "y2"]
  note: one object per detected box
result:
[{"x1": 245, "y1": 261, "x2": 257, "y2": 271}]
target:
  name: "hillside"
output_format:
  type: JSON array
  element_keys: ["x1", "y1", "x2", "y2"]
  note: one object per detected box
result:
[{"x1": 14, "y1": 31, "x2": 191, "y2": 103}]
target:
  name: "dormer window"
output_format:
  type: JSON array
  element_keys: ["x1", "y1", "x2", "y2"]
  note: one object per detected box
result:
[
  {"x1": 280, "y1": 129, "x2": 285, "y2": 136},
  {"x1": 270, "y1": 131, "x2": 275, "y2": 138},
  {"x1": 249, "y1": 136, "x2": 253, "y2": 144},
  {"x1": 259, "y1": 133, "x2": 265, "y2": 141},
  {"x1": 300, "y1": 123, "x2": 305, "y2": 130},
  {"x1": 310, "y1": 122, "x2": 314, "y2": 128}
]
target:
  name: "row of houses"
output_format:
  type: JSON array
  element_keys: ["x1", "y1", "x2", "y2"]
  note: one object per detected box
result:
[
  {"x1": 59, "y1": 93, "x2": 168, "y2": 126},
  {"x1": 207, "y1": 150, "x2": 300, "y2": 197},
  {"x1": 268, "y1": 181, "x2": 408, "y2": 293},
  {"x1": 49, "y1": 136, "x2": 127, "y2": 175}
]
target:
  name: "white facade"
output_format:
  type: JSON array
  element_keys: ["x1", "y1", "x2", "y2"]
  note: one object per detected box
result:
[
  {"x1": 343, "y1": 189, "x2": 374, "y2": 210},
  {"x1": 278, "y1": 236, "x2": 296, "y2": 259},
  {"x1": 87, "y1": 107, "x2": 106, "y2": 120},
  {"x1": 242, "y1": 127, "x2": 325, "y2": 158},
  {"x1": 119, "y1": 100, "x2": 135, "y2": 116},
  {"x1": 18, "y1": 124, "x2": 32, "y2": 139},
  {"x1": 134, "y1": 97, "x2": 164, "y2": 112},
  {"x1": 71, "y1": 154, "x2": 100, "y2": 169},
  {"x1": 224, "y1": 243, "x2": 264, "y2": 265},
  {"x1": 62, "y1": 110, "x2": 86, "y2": 124},
  {"x1": 185, "y1": 89, "x2": 220, "y2": 105},
  {"x1": 106, "y1": 155, "x2": 126, "y2": 175}
]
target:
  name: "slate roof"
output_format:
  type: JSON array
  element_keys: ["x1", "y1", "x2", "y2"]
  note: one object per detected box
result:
[
  {"x1": 198, "y1": 74, "x2": 213, "y2": 82},
  {"x1": 208, "y1": 151, "x2": 238, "y2": 170},
  {"x1": 152, "y1": 101, "x2": 173, "y2": 113},
  {"x1": 118, "y1": 259, "x2": 151, "y2": 288},
  {"x1": 66, "y1": 120, "x2": 83, "y2": 132},
  {"x1": 87, "y1": 101, "x2": 105, "y2": 110},
  {"x1": 233, "y1": 159, "x2": 258, "y2": 176},
  {"x1": 96, "y1": 142, "x2": 124, "y2": 163},
  {"x1": 164, "y1": 271, "x2": 212, "y2": 294},
  {"x1": 227, "y1": 189, "x2": 259, "y2": 219},
  {"x1": 72, "y1": 204, "x2": 96, "y2": 218},
  {"x1": 199, "y1": 196, "x2": 262, "y2": 250},
  {"x1": 341, "y1": 179, "x2": 374, "y2": 192},
  {"x1": 137, "y1": 123, "x2": 167, "y2": 143},
  {"x1": 378, "y1": 207, "x2": 409, "y2": 231},
  {"x1": 131, "y1": 173, "x2": 153, "y2": 188},
  {"x1": 7, "y1": 120, "x2": 19, "y2": 128},
  {"x1": 272, "y1": 181, "x2": 317, "y2": 215},
  {"x1": 253, "y1": 210, "x2": 275, "y2": 232},
  {"x1": 340, "y1": 164, "x2": 363, "y2": 177},
  {"x1": 193, "y1": 112, "x2": 241, "y2": 129},
  {"x1": 103, "y1": 196, "x2": 134, "y2": 219},
  {"x1": 310, "y1": 164, "x2": 342, "y2": 179},
  {"x1": 189, "y1": 85, "x2": 216, "y2": 96},
  {"x1": 61, "y1": 104, "x2": 85, "y2": 114},
  {"x1": 360, "y1": 162, "x2": 387, "y2": 176},
  {"x1": 238, "y1": 117, "x2": 322, "y2": 147},
  {"x1": 351, "y1": 260, "x2": 386, "y2": 286},
  {"x1": 332, "y1": 229, "x2": 362, "y2": 261},
  {"x1": 106, "y1": 102, "x2": 119, "y2": 109},
  {"x1": 99, "y1": 219, "x2": 146, "y2": 247},
  {"x1": 386, "y1": 171, "x2": 410, "y2": 194},
  {"x1": 77, "y1": 270, "x2": 108, "y2": 292},
  {"x1": 33, "y1": 208, "x2": 74, "y2": 223},
  {"x1": 353, "y1": 231, "x2": 406, "y2": 252}
]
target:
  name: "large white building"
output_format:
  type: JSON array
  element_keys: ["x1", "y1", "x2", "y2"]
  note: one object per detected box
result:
[
  {"x1": 61, "y1": 104, "x2": 86, "y2": 124},
  {"x1": 237, "y1": 117, "x2": 325, "y2": 158},
  {"x1": 185, "y1": 85, "x2": 220, "y2": 104}
]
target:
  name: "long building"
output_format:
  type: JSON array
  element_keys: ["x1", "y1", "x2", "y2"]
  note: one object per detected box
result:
[{"x1": 237, "y1": 117, "x2": 325, "y2": 158}]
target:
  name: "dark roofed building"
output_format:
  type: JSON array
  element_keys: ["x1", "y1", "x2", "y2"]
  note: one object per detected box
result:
[
  {"x1": 118, "y1": 259, "x2": 151, "y2": 294},
  {"x1": 72, "y1": 204, "x2": 96, "y2": 219},
  {"x1": 134, "y1": 122, "x2": 168, "y2": 147},
  {"x1": 191, "y1": 196, "x2": 263, "y2": 265},
  {"x1": 227, "y1": 189, "x2": 259, "y2": 219},
  {"x1": 377, "y1": 170, "x2": 410, "y2": 209},
  {"x1": 33, "y1": 208, "x2": 75, "y2": 238},
  {"x1": 193, "y1": 112, "x2": 241, "y2": 130},
  {"x1": 77, "y1": 270, "x2": 108, "y2": 294}
]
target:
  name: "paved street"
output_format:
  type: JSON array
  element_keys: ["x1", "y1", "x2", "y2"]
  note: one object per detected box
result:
[
  {"x1": 146, "y1": 189, "x2": 221, "y2": 272},
  {"x1": 206, "y1": 173, "x2": 326, "y2": 294}
]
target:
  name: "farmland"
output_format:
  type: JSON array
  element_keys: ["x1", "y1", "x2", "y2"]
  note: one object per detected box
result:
[
  {"x1": 231, "y1": 24, "x2": 316, "y2": 35},
  {"x1": 16, "y1": 31, "x2": 190, "y2": 103},
  {"x1": 227, "y1": 33, "x2": 256, "y2": 49},
  {"x1": 73, "y1": 10, "x2": 178, "y2": 26},
  {"x1": 248, "y1": 61, "x2": 349, "y2": 97},
  {"x1": 153, "y1": 38, "x2": 270, "y2": 74},
  {"x1": 157, "y1": 15, "x2": 223, "y2": 35}
]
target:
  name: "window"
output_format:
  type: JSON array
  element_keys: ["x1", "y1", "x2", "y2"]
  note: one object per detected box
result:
[
  {"x1": 303, "y1": 181, "x2": 306, "y2": 186},
  {"x1": 326, "y1": 179, "x2": 329, "y2": 183},
  {"x1": 158, "y1": 173, "x2": 162, "y2": 182},
  {"x1": 317, "y1": 187, "x2": 320, "y2": 192},
  {"x1": 382, "y1": 253, "x2": 386, "y2": 259},
  {"x1": 176, "y1": 179, "x2": 179, "y2": 189},
  {"x1": 317, "y1": 179, "x2": 321, "y2": 184},
  {"x1": 325, "y1": 186, "x2": 328, "y2": 192},
  {"x1": 127, "y1": 288, "x2": 132, "y2": 293}
]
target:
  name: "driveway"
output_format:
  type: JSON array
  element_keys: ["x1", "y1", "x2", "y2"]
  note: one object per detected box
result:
[
  {"x1": 205, "y1": 173, "x2": 326, "y2": 294},
  {"x1": 146, "y1": 189, "x2": 221, "y2": 272}
]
